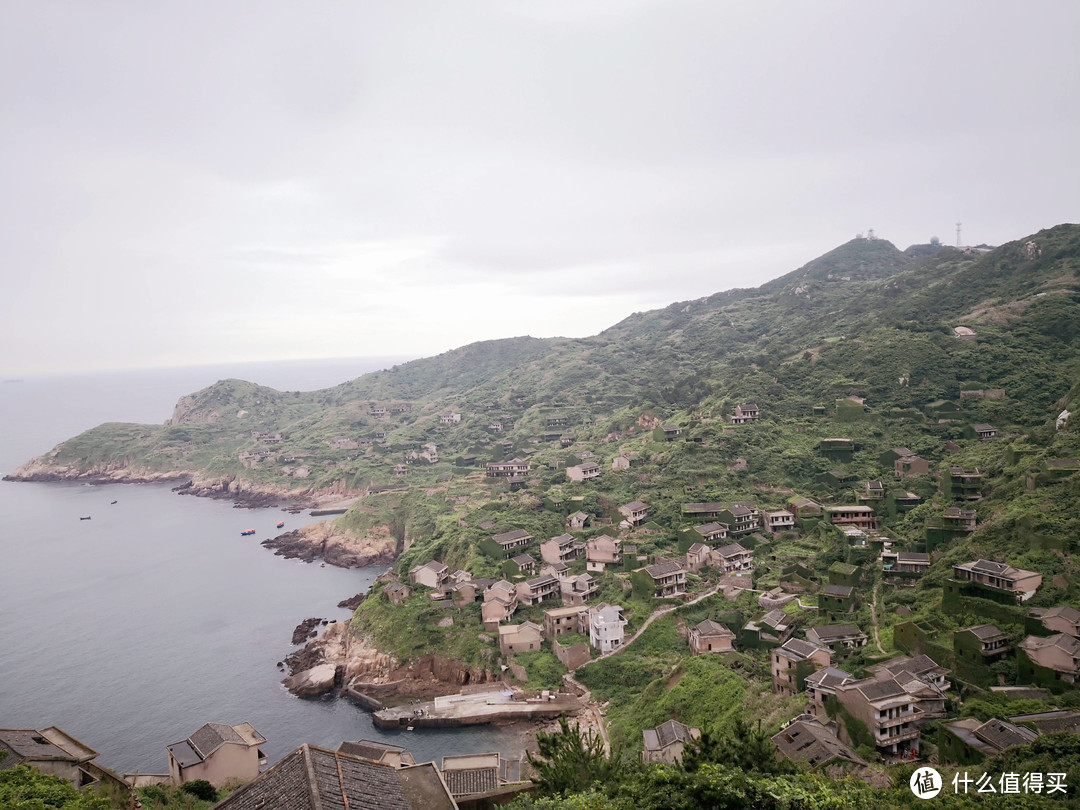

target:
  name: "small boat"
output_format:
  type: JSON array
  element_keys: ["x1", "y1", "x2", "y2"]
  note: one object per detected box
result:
[
  {"x1": 276, "y1": 521, "x2": 285, "y2": 528},
  {"x1": 79, "y1": 516, "x2": 91, "y2": 521},
  {"x1": 110, "y1": 500, "x2": 118, "y2": 505},
  {"x1": 241, "y1": 529, "x2": 256, "y2": 536}
]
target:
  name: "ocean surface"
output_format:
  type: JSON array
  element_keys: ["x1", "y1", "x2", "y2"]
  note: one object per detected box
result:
[{"x1": 0, "y1": 359, "x2": 523, "y2": 774}]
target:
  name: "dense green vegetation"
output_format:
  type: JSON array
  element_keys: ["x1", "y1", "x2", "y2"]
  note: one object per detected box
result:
[
  {"x1": 509, "y1": 717, "x2": 1080, "y2": 808},
  {"x1": 0, "y1": 762, "x2": 112, "y2": 810}
]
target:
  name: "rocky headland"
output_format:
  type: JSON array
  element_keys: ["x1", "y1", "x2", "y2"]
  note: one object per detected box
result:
[
  {"x1": 4, "y1": 455, "x2": 366, "y2": 512},
  {"x1": 3, "y1": 457, "x2": 195, "y2": 486},
  {"x1": 283, "y1": 621, "x2": 496, "y2": 701},
  {"x1": 262, "y1": 521, "x2": 398, "y2": 567}
]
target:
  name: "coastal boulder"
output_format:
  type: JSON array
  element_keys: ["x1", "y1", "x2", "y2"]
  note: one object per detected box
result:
[{"x1": 283, "y1": 663, "x2": 338, "y2": 697}]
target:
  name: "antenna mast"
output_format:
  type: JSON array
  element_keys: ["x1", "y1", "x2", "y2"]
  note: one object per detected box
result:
[{"x1": 956, "y1": 222, "x2": 962, "y2": 247}]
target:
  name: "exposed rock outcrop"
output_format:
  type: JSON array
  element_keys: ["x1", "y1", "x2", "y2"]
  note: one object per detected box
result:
[
  {"x1": 283, "y1": 663, "x2": 339, "y2": 697},
  {"x1": 283, "y1": 622, "x2": 496, "y2": 700},
  {"x1": 176, "y1": 473, "x2": 319, "y2": 509},
  {"x1": 166, "y1": 394, "x2": 220, "y2": 425},
  {"x1": 291, "y1": 617, "x2": 326, "y2": 645},
  {"x1": 337, "y1": 593, "x2": 366, "y2": 610},
  {"x1": 4, "y1": 457, "x2": 194, "y2": 485},
  {"x1": 262, "y1": 522, "x2": 397, "y2": 568},
  {"x1": 5, "y1": 458, "x2": 363, "y2": 512}
]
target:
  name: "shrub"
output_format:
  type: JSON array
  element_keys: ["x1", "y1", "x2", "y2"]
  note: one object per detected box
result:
[{"x1": 181, "y1": 780, "x2": 218, "y2": 802}]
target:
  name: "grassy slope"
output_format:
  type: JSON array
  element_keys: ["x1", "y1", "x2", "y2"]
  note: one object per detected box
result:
[{"x1": 32, "y1": 224, "x2": 1080, "y2": 714}]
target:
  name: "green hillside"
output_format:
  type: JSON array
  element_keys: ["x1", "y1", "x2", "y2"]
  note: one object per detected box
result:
[{"x1": 14, "y1": 221, "x2": 1080, "y2": 800}]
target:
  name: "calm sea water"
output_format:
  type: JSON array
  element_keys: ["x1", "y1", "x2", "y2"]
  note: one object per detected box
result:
[{"x1": 0, "y1": 359, "x2": 522, "y2": 774}]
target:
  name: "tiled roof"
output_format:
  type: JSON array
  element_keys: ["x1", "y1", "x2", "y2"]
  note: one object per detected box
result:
[
  {"x1": 760, "y1": 610, "x2": 789, "y2": 629},
  {"x1": 777, "y1": 638, "x2": 828, "y2": 661},
  {"x1": 0, "y1": 730, "x2": 75, "y2": 766},
  {"x1": 693, "y1": 620, "x2": 734, "y2": 637},
  {"x1": 190, "y1": 722, "x2": 244, "y2": 758},
  {"x1": 772, "y1": 719, "x2": 866, "y2": 769},
  {"x1": 856, "y1": 678, "x2": 907, "y2": 702},
  {"x1": 876, "y1": 654, "x2": 947, "y2": 680},
  {"x1": 493, "y1": 529, "x2": 531, "y2": 544},
  {"x1": 966, "y1": 624, "x2": 1005, "y2": 640},
  {"x1": 1021, "y1": 633, "x2": 1080, "y2": 656},
  {"x1": 822, "y1": 584, "x2": 853, "y2": 598},
  {"x1": 443, "y1": 767, "x2": 498, "y2": 796},
  {"x1": 715, "y1": 543, "x2": 750, "y2": 558},
  {"x1": 643, "y1": 720, "x2": 697, "y2": 751},
  {"x1": 525, "y1": 573, "x2": 559, "y2": 589},
  {"x1": 645, "y1": 560, "x2": 685, "y2": 578},
  {"x1": 214, "y1": 744, "x2": 414, "y2": 810},
  {"x1": 896, "y1": 552, "x2": 930, "y2": 564},
  {"x1": 973, "y1": 719, "x2": 1039, "y2": 752},
  {"x1": 1039, "y1": 606, "x2": 1080, "y2": 623},
  {"x1": 805, "y1": 667, "x2": 853, "y2": 689},
  {"x1": 809, "y1": 624, "x2": 863, "y2": 640},
  {"x1": 694, "y1": 522, "x2": 728, "y2": 536}
]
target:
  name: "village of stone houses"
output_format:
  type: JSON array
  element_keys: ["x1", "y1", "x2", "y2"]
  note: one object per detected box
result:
[{"x1": 372, "y1": 402, "x2": 1078, "y2": 777}]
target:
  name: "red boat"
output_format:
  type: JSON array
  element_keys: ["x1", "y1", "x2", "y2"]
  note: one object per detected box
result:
[
  {"x1": 241, "y1": 529, "x2": 256, "y2": 536},
  {"x1": 276, "y1": 521, "x2": 285, "y2": 528}
]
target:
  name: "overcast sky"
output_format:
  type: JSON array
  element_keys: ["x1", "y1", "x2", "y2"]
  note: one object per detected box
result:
[{"x1": 2, "y1": 1, "x2": 1078, "y2": 377}]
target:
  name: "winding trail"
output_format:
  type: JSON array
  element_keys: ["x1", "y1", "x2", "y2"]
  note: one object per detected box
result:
[
  {"x1": 869, "y1": 579, "x2": 886, "y2": 654},
  {"x1": 562, "y1": 583, "x2": 726, "y2": 755},
  {"x1": 575, "y1": 582, "x2": 724, "y2": 672}
]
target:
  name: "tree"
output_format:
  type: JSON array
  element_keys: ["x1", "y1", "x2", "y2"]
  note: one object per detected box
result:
[
  {"x1": 180, "y1": 779, "x2": 218, "y2": 802},
  {"x1": 527, "y1": 715, "x2": 620, "y2": 796},
  {"x1": 0, "y1": 765, "x2": 113, "y2": 810},
  {"x1": 681, "y1": 717, "x2": 794, "y2": 775}
]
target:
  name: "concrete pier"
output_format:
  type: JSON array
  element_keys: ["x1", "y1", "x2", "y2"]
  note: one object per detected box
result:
[{"x1": 372, "y1": 688, "x2": 584, "y2": 729}]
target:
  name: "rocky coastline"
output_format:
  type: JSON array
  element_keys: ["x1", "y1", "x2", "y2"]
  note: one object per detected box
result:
[
  {"x1": 282, "y1": 621, "x2": 497, "y2": 702},
  {"x1": 3, "y1": 458, "x2": 195, "y2": 487},
  {"x1": 3, "y1": 457, "x2": 365, "y2": 512},
  {"x1": 262, "y1": 521, "x2": 398, "y2": 568}
]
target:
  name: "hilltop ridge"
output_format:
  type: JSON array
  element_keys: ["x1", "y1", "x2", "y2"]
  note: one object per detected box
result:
[{"x1": 8, "y1": 224, "x2": 1080, "y2": 493}]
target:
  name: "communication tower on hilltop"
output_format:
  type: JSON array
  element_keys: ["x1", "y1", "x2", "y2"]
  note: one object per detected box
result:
[
  {"x1": 956, "y1": 222, "x2": 962, "y2": 247},
  {"x1": 867, "y1": 228, "x2": 876, "y2": 241}
]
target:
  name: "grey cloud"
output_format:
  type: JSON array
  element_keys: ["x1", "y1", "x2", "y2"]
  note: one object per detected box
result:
[{"x1": 1, "y1": 0, "x2": 1078, "y2": 375}]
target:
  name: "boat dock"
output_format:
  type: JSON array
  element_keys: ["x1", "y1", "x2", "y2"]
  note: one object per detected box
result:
[{"x1": 371, "y1": 688, "x2": 584, "y2": 729}]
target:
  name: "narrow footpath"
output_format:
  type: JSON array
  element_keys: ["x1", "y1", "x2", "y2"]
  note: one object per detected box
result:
[
  {"x1": 869, "y1": 578, "x2": 886, "y2": 655},
  {"x1": 575, "y1": 582, "x2": 723, "y2": 672},
  {"x1": 562, "y1": 582, "x2": 725, "y2": 756}
]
